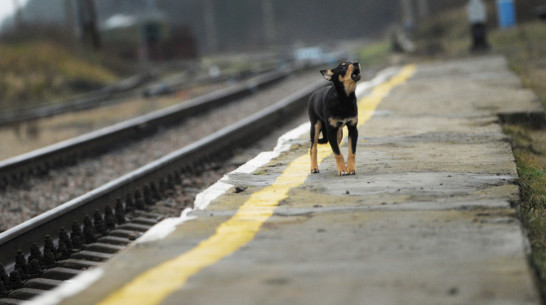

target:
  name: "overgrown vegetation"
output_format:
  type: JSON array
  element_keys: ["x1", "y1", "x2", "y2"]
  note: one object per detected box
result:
[
  {"x1": 504, "y1": 124, "x2": 546, "y2": 299},
  {"x1": 0, "y1": 39, "x2": 120, "y2": 111}
]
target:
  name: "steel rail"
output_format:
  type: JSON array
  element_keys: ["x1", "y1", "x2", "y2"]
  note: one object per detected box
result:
[
  {"x1": 0, "y1": 77, "x2": 324, "y2": 272},
  {"x1": 0, "y1": 72, "x2": 154, "y2": 127},
  {"x1": 0, "y1": 67, "x2": 292, "y2": 188},
  {"x1": 0, "y1": 62, "x2": 278, "y2": 128}
]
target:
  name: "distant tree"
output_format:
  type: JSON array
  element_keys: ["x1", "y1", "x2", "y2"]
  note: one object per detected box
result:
[{"x1": 12, "y1": 0, "x2": 24, "y2": 29}]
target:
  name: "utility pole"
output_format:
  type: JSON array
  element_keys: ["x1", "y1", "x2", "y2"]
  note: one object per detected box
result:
[
  {"x1": 64, "y1": 0, "x2": 76, "y2": 42},
  {"x1": 12, "y1": 0, "x2": 23, "y2": 30},
  {"x1": 76, "y1": 0, "x2": 101, "y2": 50},
  {"x1": 262, "y1": 0, "x2": 277, "y2": 46},
  {"x1": 203, "y1": 0, "x2": 218, "y2": 53},
  {"x1": 400, "y1": 0, "x2": 414, "y2": 32}
]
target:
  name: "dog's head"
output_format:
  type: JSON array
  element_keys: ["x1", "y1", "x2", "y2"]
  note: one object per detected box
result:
[{"x1": 320, "y1": 62, "x2": 361, "y2": 95}]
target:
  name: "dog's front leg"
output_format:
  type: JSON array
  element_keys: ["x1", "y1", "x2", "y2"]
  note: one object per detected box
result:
[
  {"x1": 346, "y1": 124, "x2": 358, "y2": 175},
  {"x1": 327, "y1": 127, "x2": 347, "y2": 176}
]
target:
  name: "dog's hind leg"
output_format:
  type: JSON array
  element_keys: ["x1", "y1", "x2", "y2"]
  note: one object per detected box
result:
[
  {"x1": 337, "y1": 127, "x2": 343, "y2": 146},
  {"x1": 346, "y1": 125, "x2": 358, "y2": 175},
  {"x1": 327, "y1": 127, "x2": 347, "y2": 176},
  {"x1": 310, "y1": 121, "x2": 321, "y2": 173},
  {"x1": 318, "y1": 121, "x2": 328, "y2": 144}
]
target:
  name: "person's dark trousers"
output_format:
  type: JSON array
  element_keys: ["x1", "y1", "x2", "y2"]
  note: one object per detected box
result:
[{"x1": 470, "y1": 23, "x2": 489, "y2": 51}]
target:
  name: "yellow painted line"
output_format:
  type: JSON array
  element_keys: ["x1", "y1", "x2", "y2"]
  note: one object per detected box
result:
[{"x1": 97, "y1": 64, "x2": 415, "y2": 305}]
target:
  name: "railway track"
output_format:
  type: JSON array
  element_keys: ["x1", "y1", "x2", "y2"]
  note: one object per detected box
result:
[
  {"x1": 0, "y1": 69, "x2": 327, "y2": 304},
  {"x1": 0, "y1": 67, "x2": 290, "y2": 190},
  {"x1": 0, "y1": 68, "x2": 321, "y2": 232},
  {"x1": 0, "y1": 72, "x2": 154, "y2": 128},
  {"x1": 0, "y1": 59, "x2": 279, "y2": 128}
]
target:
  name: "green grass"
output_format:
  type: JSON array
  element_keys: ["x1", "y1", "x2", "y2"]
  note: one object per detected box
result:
[
  {"x1": 0, "y1": 40, "x2": 119, "y2": 111},
  {"x1": 504, "y1": 126, "x2": 546, "y2": 210},
  {"x1": 509, "y1": 135, "x2": 546, "y2": 299},
  {"x1": 357, "y1": 40, "x2": 391, "y2": 68}
]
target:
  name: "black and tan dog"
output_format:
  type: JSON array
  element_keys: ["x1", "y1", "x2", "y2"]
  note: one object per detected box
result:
[{"x1": 308, "y1": 61, "x2": 361, "y2": 175}]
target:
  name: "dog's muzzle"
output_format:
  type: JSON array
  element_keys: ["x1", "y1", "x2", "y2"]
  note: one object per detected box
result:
[
  {"x1": 351, "y1": 64, "x2": 361, "y2": 81},
  {"x1": 351, "y1": 70, "x2": 361, "y2": 81}
]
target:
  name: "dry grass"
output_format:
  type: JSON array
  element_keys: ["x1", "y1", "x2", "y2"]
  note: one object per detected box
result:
[
  {"x1": 0, "y1": 83, "x2": 223, "y2": 161},
  {"x1": 490, "y1": 22, "x2": 546, "y2": 108},
  {"x1": 413, "y1": 7, "x2": 471, "y2": 58},
  {"x1": 0, "y1": 40, "x2": 119, "y2": 111}
]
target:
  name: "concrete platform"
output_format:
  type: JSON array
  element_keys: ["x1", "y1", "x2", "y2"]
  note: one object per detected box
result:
[{"x1": 33, "y1": 55, "x2": 544, "y2": 305}]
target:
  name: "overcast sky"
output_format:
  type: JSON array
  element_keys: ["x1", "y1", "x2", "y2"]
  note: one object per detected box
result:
[{"x1": 0, "y1": 0, "x2": 29, "y2": 28}]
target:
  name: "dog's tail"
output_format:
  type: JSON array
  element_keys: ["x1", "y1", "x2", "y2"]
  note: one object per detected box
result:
[{"x1": 317, "y1": 123, "x2": 328, "y2": 144}]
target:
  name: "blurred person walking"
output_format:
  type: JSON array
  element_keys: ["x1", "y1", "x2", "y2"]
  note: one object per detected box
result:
[{"x1": 467, "y1": 0, "x2": 490, "y2": 51}]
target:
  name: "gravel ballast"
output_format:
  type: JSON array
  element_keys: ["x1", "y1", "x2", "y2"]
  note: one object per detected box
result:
[{"x1": 0, "y1": 71, "x2": 319, "y2": 232}]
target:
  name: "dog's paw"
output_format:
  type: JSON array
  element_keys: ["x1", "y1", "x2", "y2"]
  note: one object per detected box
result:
[
  {"x1": 311, "y1": 168, "x2": 320, "y2": 174},
  {"x1": 338, "y1": 171, "x2": 348, "y2": 176},
  {"x1": 347, "y1": 170, "x2": 356, "y2": 175}
]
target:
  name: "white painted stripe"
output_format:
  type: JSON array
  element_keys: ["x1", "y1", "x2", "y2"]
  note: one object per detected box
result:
[{"x1": 136, "y1": 208, "x2": 194, "y2": 244}]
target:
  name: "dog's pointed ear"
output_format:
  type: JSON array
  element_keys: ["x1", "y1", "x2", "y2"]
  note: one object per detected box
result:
[{"x1": 320, "y1": 69, "x2": 334, "y2": 81}]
